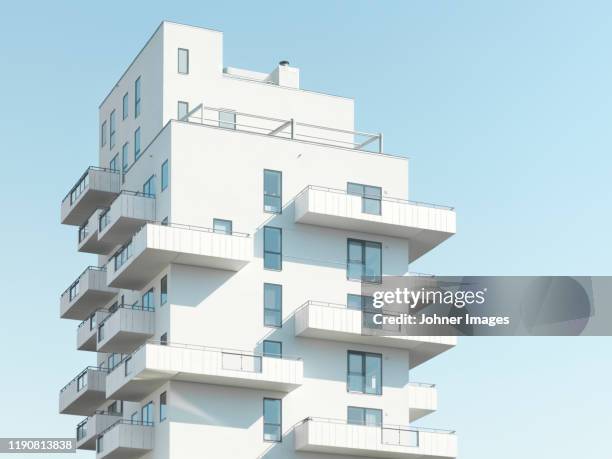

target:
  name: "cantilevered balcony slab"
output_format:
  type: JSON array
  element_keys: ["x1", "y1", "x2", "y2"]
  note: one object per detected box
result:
[
  {"x1": 77, "y1": 310, "x2": 109, "y2": 351},
  {"x1": 59, "y1": 367, "x2": 107, "y2": 415},
  {"x1": 294, "y1": 301, "x2": 456, "y2": 368},
  {"x1": 76, "y1": 413, "x2": 122, "y2": 450},
  {"x1": 107, "y1": 223, "x2": 252, "y2": 290},
  {"x1": 408, "y1": 383, "x2": 437, "y2": 422},
  {"x1": 97, "y1": 192, "x2": 156, "y2": 247},
  {"x1": 96, "y1": 421, "x2": 154, "y2": 459},
  {"x1": 96, "y1": 305, "x2": 155, "y2": 354},
  {"x1": 106, "y1": 343, "x2": 303, "y2": 401},
  {"x1": 294, "y1": 186, "x2": 456, "y2": 262},
  {"x1": 78, "y1": 209, "x2": 116, "y2": 255},
  {"x1": 295, "y1": 418, "x2": 457, "y2": 459},
  {"x1": 61, "y1": 167, "x2": 121, "y2": 226},
  {"x1": 60, "y1": 267, "x2": 118, "y2": 320}
]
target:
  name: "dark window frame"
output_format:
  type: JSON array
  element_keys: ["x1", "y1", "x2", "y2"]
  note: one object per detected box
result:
[
  {"x1": 263, "y1": 283, "x2": 282, "y2": 328},
  {"x1": 263, "y1": 398, "x2": 282, "y2": 443},
  {"x1": 263, "y1": 226, "x2": 282, "y2": 271},
  {"x1": 263, "y1": 169, "x2": 282, "y2": 214},
  {"x1": 347, "y1": 350, "x2": 383, "y2": 395},
  {"x1": 347, "y1": 238, "x2": 382, "y2": 284},
  {"x1": 263, "y1": 340, "x2": 282, "y2": 358},
  {"x1": 347, "y1": 182, "x2": 382, "y2": 215},
  {"x1": 213, "y1": 218, "x2": 233, "y2": 235}
]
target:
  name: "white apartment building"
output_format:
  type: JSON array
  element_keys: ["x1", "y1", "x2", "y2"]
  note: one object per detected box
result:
[{"x1": 59, "y1": 21, "x2": 458, "y2": 459}]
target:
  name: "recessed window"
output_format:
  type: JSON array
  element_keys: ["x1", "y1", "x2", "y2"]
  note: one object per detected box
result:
[
  {"x1": 263, "y1": 226, "x2": 282, "y2": 270},
  {"x1": 263, "y1": 340, "x2": 282, "y2": 358},
  {"x1": 122, "y1": 92, "x2": 129, "y2": 119},
  {"x1": 347, "y1": 351, "x2": 382, "y2": 395},
  {"x1": 263, "y1": 170, "x2": 282, "y2": 213},
  {"x1": 143, "y1": 175, "x2": 155, "y2": 197},
  {"x1": 160, "y1": 392, "x2": 167, "y2": 421},
  {"x1": 161, "y1": 160, "x2": 169, "y2": 191},
  {"x1": 121, "y1": 143, "x2": 129, "y2": 172},
  {"x1": 100, "y1": 121, "x2": 107, "y2": 147},
  {"x1": 97, "y1": 323, "x2": 105, "y2": 342},
  {"x1": 177, "y1": 101, "x2": 189, "y2": 120},
  {"x1": 109, "y1": 110, "x2": 116, "y2": 148},
  {"x1": 219, "y1": 110, "x2": 236, "y2": 129},
  {"x1": 96, "y1": 435, "x2": 103, "y2": 453},
  {"x1": 347, "y1": 182, "x2": 382, "y2": 215},
  {"x1": 142, "y1": 287, "x2": 154, "y2": 310},
  {"x1": 264, "y1": 283, "x2": 282, "y2": 327},
  {"x1": 347, "y1": 406, "x2": 382, "y2": 426},
  {"x1": 347, "y1": 239, "x2": 382, "y2": 283},
  {"x1": 178, "y1": 48, "x2": 189, "y2": 74},
  {"x1": 109, "y1": 153, "x2": 119, "y2": 172},
  {"x1": 134, "y1": 77, "x2": 141, "y2": 118},
  {"x1": 141, "y1": 401, "x2": 153, "y2": 425},
  {"x1": 213, "y1": 218, "x2": 232, "y2": 235},
  {"x1": 160, "y1": 276, "x2": 167, "y2": 305},
  {"x1": 263, "y1": 398, "x2": 281, "y2": 442}
]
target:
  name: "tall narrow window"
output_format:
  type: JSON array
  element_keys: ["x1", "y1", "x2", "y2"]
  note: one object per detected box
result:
[
  {"x1": 134, "y1": 128, "x2": 141, "y2": 160},
  {"x1": 263, "y1": 226, "x2": 282, "y2": 270},
  {"x1": 122, "y1": 92, "x2": 129, "y2": 119},
  {"x1": 347, "y1": 351, "x2": 382, "y2": 395},
  {"x1": 263, "y1": 170, "x2": 282, "y2": 213},
  {"x1": 347, "y1": 239, "x2": 382, "y2": 283},
  {"x1": 178, "y1": 48, "x2": 189, "y2": 74},
  {"x1": 141, "y1": 401, "x2": 153, "y2": 424},
  {"x1": 213, "y1": 218, "x2": 232, "y2": 235},
  {"x1": 109, "y1": 153, "x2": 119, "y2": 172},
  {"x1": 263, "y1": 340, "x2": 282, "y2": 358},
  {"x1": 347, "y1": 182, "x2": 382, "y2": 215},
  {"x1": 219, "y1": 110, "x2": 236, "y2": 129},
  {"x1": 122, "y1": 143, "x2": 129, "y2": 172},
  {"x1": 143, "y1": 175, "x2": 155, "y2": 197},
  {"x1": 264, "y1": 283, "x2": 282, "y2": 327},
  {"x1": 109, "y1": 110, "x2": 116, "y2": 148},
  {"x1": 96, "y1": 436, "x2": 103, "y2": 453},
  {"x1": 142, "y1": 287, "x2": 154, "y2": 309},
  {"x1": 161, "y1": 160, "x2": 169, "y2": 191},
  {"x1": 177, "y1": 101, "x2": 189, "y2": 120},
  {"x1": 347, "y1": 407, "x2": 382, "y2": 426},
  {"x1": 134, "y1": 77, "x2": 141, "y2": 118},
  {"x1": 100, "y1": 121, "x2": 107, "y2": 147},
  {"x1": 159, "y1": 392, "x2": 167, "y2": 421},
  {"x1": 263, "y1": 398, "x2": 281, "y2": 442},
  {"x1": 160, "y1": 275, "x2": 167, "y2": 305}
]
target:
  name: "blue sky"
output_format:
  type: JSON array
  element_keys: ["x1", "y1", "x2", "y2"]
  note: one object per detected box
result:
[{"x1": 1, "y1": 1, "x2": 610, "y2": 458}]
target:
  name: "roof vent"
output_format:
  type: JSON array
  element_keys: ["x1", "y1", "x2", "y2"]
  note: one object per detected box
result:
[{"x1": 279, "y1": 60, "x2": 290, "y2": 67}]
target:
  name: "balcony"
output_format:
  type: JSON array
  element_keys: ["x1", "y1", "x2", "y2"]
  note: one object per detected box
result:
[
  {"x1": 97, "y1": 191, "x2": 156, "y2": 247},
  {"x1": 106, "y1": 342, "x2": 303, "y2": 401},
  {"x1": 61, "y1": 167, "x2": 121, "y2": 226},
  {"x1": 408, "y1": 383, "x2": 437, "y2": 422},
  {"x1": 59, "y1": 366, "x2": 107, "y2": 415},
  {"x1": 295, "y1": 418, "x2": 457, "y2": 459},
  {"x1": 76, "y1": 412, "x2": 122, "y2": 450},
  {"x1": 77, "y1": 310, "x2": 109, "y2": 351},
  {"x1": 78, "y1": 209, "x2": 116, "y2": 254},
  {"x1": 294, "y1": 301, "x2": 456, "y2": 368},
  {"x1": 96, "y1": 420, "x2": 154, "y2": 459},
  {"x1": 60, "y1": 267, "x2": 118, "y2": 320},
  {"x1": 107, "y1": 223, "x2": 252, "y2": 290},
  {"x1": 96, "y1": 304, "x2": 155, "y2": 354},
  {"x1": 294, "y1": 186, "x2": 456, "y2": 262}
]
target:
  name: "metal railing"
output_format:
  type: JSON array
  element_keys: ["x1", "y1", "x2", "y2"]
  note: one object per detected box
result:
[
  {"x1": 62, "y1": 166, "x2": 120, "y2": 204},
  {"x1": 98, "y1": 190, "x2": 155, "y2": 232},
  {"x1": 178, "y1": 104, "x2": 384, "y2": 153},
  {"x1": 97, "y1": 419, "x2": 154, "y2": 438},
  {"x1": 296, "y1": 185, "x2": 455, "y2": 211},
  {"x1": 97, "y1": 302, "x2": 154, "y2": 329},
  {"x1": 59, "y1": 366, "x2": 108, "y2": 393},
  {"x1": 61, "y1": 266, "x2": 106, "y2": 297}
]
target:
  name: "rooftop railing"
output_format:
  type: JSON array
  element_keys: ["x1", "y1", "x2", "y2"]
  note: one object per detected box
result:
[{"x1": 179, "y1": 104, "x2": 384, "y2": 153}]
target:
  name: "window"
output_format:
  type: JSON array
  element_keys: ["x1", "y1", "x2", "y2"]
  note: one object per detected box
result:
[
  {"x1": 263, "y1": 226, "x2": 282, "y2": 270},
  {"x1": 263, "y1": 340, "x2": 282, "y2": 358},
  {"x1": 143, "y1": 175, "x2": 155, "y2": 197},
  {"x1": 141, "y1": 401, "x2": 153, "y2": 424},
  {"x1": 178, "y1": 48, "x2": 189, "y2": 74},
  {"x1": 213, "y1": 218, "x2": 232, "y2": 235},
  {"x1": 130, "y1": 411, "x2": 138, "y2": 423},
  {"x1": 219, "y1": 110, "x2": 236, "y2": 129},
  {"x1": 161, "y1": 160, "x2": 169, "y2": 191},
  {"x1": 134, "y1": 77, "x2": 141, "y2": 118},
  {"x1": 134, "y1": 127, "x2": 141, "y2": 160},
  {"x1": 96, "y1": 435, "x2": 103, "y2": 453},
  {"x1": 347, "y1": 294, "x2": 378, "y2": 328},
  {"x1": 347, "y1": 182, "x2": 382, "y2": 215},
  {"x1": 89, "y1": 313, "x2": 97, "y2": 330},
  {"x1": 76, "y1": 372, "x2": 86, "y2": 391},
  {"x1": 160, "y1": 276, "x2": 167, "y2": 305},
  {"x1": 97, "y1": 323, "x2": 105, "y2": 342},
  {"x1": 160, "y1": 332, "x2": 168, "y2": 345},
  {"x1": 142, "y1": 288, "x2": 154, "y2": 310},
  {"x1": 263, "y1": 170, "x2": 282, "y2": 213},
  {"x1": 264, "y1": 283, "x2": 282, "y2": 327},
  {"x1": 347, "y1": 407, "x2": 382, "y2": 426},
  {"x1": 122, "y1": 143, "x2": 129, "y2": 172},
  {"x1": 109, "y1": 153, "x2": 119, "y2": 172},
  {"x1": 69, "y1": 281, "x2": 79, "y2": 301},
  {"x1": 347, "y1": 239, "x2": 382, "y2": 283},
  {"x1": 263, "y1": 398, "x2": 281, "y2": 442},
  {"x1": 108, "y1": 401, "x2": 122, "y2": 415},
  {"x1": 160, "y1": 392, "x2": 167, "y2": 421},
  {"x1": 122, "y1": 92, "x2": 129, "y2": 119},
  {"x1": 347, "y1": 351, "x2": 382, "y2": 395},
  {"x1": 109, "y1": 110, "x2": 116, "y2": 148},
  {"x1": 107, "y1": 352, "x2": 120, "y2": 370},
  {"x1": 124, "y1": 356, "x2": 132, "y2": 376},
  {"x1": 100, "y1": 121, "x2": 107, "y2": 147},
  {"x1": 177, "y1": 101, "x2": 189, "y2": 120}
]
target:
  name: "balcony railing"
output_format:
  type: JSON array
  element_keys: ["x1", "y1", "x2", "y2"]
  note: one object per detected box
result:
[{"x1": 179, "y1": 103, "x2": 384, "y2": 153}]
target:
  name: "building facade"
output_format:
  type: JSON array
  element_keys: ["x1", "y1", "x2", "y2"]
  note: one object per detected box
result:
[{"x1": 59, "y1": 21, "x2": 458, "y2": 459}]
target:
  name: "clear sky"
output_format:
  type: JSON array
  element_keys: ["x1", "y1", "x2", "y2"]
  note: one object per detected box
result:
[{"x1": 1, "y1": 1, "x2": 610, "y2": 458}]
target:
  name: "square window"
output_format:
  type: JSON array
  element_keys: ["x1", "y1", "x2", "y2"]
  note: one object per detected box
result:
[
  {"x1": 263, "y1": 340, "x2": 282, "y2": 358},
  {"x1": 213, "y1": 218, "x2": 232, "y2": 235}
]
